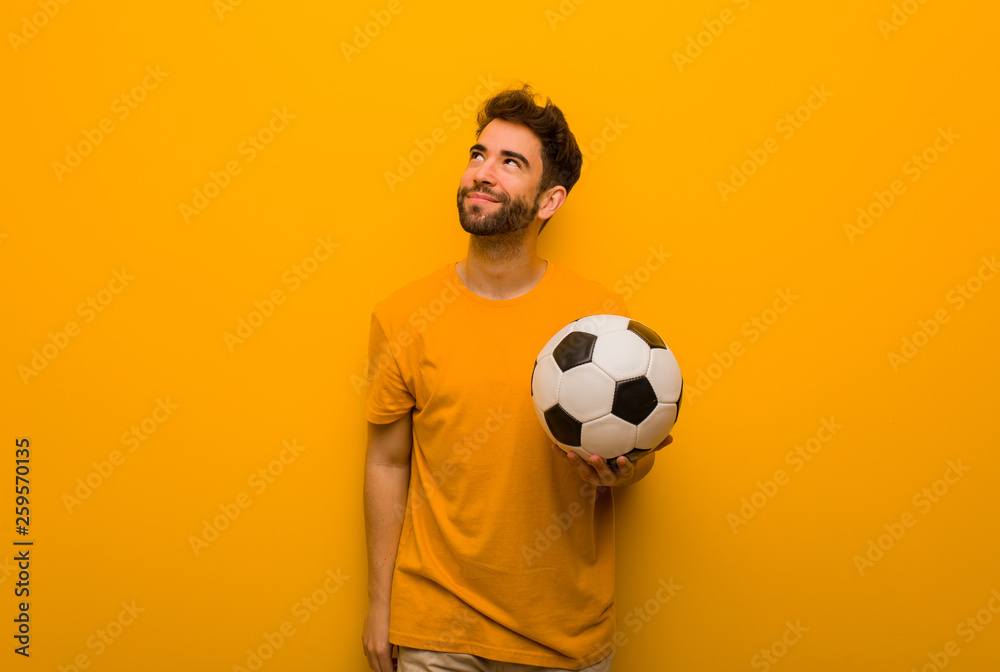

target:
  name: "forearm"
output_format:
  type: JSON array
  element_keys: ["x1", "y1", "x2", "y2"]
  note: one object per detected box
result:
[{"x1": 364, "y1": 460, "x2": 410, "y2": 605}]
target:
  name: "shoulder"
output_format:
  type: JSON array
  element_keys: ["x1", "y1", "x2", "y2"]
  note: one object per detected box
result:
[
  {"x1": 371, "y1": 263, "x2": 466, "y2": 336},
  {"x1": 373, "y1": 264, "x2": 453, "y2": 313}
]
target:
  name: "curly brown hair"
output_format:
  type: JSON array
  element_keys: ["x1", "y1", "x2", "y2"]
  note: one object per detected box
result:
[{"x1": 476, "y1": 84, "x2": 583, "y2": 229}]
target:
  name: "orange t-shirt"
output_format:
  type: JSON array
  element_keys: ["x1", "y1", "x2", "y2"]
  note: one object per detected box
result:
[{"x1": 365, "y1": 260, "x2": 628, "y2": 669}]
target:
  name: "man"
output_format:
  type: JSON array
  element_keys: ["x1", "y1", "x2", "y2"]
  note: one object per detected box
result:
[{"x1": 363, "y1": 84, "x2": 670, "y2": 672}]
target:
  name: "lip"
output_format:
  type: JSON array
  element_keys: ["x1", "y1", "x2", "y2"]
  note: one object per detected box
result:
[{"x1": 467, "y1": 192, "x2": 500, "y2": 204}]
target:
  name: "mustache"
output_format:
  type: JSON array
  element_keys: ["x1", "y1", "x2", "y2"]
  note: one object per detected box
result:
[{"x1": 462, "y1": 187, "x2": 508, "y2": 202}]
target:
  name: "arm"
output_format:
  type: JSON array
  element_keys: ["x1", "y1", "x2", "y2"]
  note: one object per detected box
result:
[{"x1": 362, "y1": 413, "x2": 413, "y2": 672}]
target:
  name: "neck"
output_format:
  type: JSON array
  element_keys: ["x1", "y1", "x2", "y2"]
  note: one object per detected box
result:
[
  {"x1": 458, "y1": 229, "x2": 547, "y2": 300},
  {"x1": 468, "y1": 227, "x2": 530, "y2": 264}
]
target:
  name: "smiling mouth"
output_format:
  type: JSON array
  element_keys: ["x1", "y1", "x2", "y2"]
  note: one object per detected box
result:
[
  {"x1": 467, "y1": 190, "x2": 502, "y2": 203},
  {"x1": 468, "y1": 195, "x2": 498, "y2": 204}
]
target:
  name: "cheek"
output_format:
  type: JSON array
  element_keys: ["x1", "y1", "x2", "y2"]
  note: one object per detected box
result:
[
  {"x1": 508, "y1": 182, "x2": 533, "y2": 203},
  {"x1": 495, "y1": 174, "x2": 523, "y2": 193}
]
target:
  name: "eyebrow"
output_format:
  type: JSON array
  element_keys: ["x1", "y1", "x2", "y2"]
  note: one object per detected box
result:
[{"x1": 470, "y1": 143, "x2": 530, "y2": 169}]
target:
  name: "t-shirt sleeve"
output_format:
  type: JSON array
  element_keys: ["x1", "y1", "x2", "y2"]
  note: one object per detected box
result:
[{"x1": 364, "y1": 312, "x2": 415, "y2": 424}]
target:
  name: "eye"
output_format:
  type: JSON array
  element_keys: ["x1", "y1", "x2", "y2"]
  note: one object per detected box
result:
[
  {"x1": 504, "y1": 158, "x2": 520, "y2": 167},
  {"x1": 470, "y1": 150, "x2": 484, "y2": 161}
]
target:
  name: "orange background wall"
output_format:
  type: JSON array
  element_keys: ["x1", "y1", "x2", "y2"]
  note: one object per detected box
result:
[{"x1": 3, "y1": 0, "x2": 998, "y2": 670}]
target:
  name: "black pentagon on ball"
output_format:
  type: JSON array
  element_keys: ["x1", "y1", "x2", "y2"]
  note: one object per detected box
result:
[
  {"x1": 544, "y1": 405, "x2": 582, "y2": 447},
  {"x1": 612, "y1": 377, "x2": 659, "y2": 424},
  {"x1": 627, "y1": 320, "x2": 666, "y2": 349},
  {"x1": 552, "y1": 331, "x2": 598, "y2": 372}
]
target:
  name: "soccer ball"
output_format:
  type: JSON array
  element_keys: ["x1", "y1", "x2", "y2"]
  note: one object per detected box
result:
[{"x1": 531, "y1": 314, "x2": 683, "y2": 464}]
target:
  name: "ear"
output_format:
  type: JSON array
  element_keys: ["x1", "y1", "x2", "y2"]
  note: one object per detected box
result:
[{"x1": 536, "y1": 185, "x2": 568, "y2": 221}]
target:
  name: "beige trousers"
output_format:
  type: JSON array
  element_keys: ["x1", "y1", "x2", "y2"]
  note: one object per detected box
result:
[{"x1": 398, "y1": 646, "x2": 613, "y2": 672}]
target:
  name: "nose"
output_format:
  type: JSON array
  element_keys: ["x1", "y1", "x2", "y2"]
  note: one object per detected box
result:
[{"x1": 472, "y1": 159, "x2": 496, "y2": 187}]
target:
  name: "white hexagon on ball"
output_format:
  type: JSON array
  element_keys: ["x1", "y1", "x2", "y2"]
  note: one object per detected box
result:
[
  {"x1": 572, "y1": 314, "x2": 631, "y2": 336},
  {"x1": 635, "y1": 402, "x2": 678, "y2": 450},
  {"x1": 531, "y1": 355, "x2": 563, "y2": 412},
  {"x1": 559, "y1": 363, "x2": 616, "y2": 422},
  {"x1": 592, "y1": 329, "x2": 650, "y2": 380},
  {"x1": 646, "y1": 347, "x2": 682, "y2": 402},
  {"x1": 580, "y1": 414, "x2": 638, "y2": 459}
]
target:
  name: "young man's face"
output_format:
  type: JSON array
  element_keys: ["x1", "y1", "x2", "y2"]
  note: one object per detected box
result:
[{"x1": 457, "y1": 118, "x2": 546, "y2": 237}]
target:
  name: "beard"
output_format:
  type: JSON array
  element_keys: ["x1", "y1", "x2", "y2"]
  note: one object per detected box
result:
[{"x1": 456, "y1": 185, "x2": 540, "y2": 238}]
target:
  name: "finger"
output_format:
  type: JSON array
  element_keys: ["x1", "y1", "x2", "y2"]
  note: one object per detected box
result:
[
  {"x1": 364, "y1": 647, "x2": 374, "y2": 671},
  {"x1": 368, "y1": 645, "x2": 389, "y2": 672},
  {"x1": 614, "y1": 455, "x2": 636, "y2": 479},
  {"x1": 552, "y1": 444, "x2": 577, "y2": 471},
  {"x1": 588, "y1": 454, "x2": 618, "y2": 484},
  {"x1": 362, "y1": 621, "x2": 373, "y2": 669},
  {"x1": 554, "y1": 443, "x2": 590, "y2": 466},
  {"x1": 566, "y1": 450, "x2": 600, "y2": 483}
]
